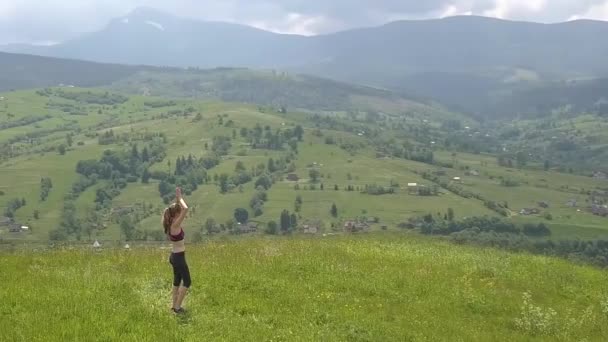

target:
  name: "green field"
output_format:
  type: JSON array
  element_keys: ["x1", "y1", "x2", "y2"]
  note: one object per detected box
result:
[
  {"x1": 1, "y1": 87, "x2": 607, "y2": 243},
  {"x1": 2, "y1": 234, "x2": 607, "y2": 341}
]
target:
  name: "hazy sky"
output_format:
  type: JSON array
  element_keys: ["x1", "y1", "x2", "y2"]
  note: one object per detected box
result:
[{"x1": 1, "y1": 0, "x2": 608, "y2": 44}]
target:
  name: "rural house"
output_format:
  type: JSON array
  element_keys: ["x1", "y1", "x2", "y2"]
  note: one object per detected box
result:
[
  {"x1": 407, "y1": 183, "x2": 418, "y2": 194},
  {"x1": 538, "y1": 201, "x2": 550, "y2": 208},
  {"x1": 519, "y1": 208, "x2": 540, "y2": 216},
  {"x1": 8, "y1": 224, "x2": 22, "y2": 233},
  {"x1": 591, "y1": 204, "x2": 608, "y2": 217},
  {"x1": 238, "y1": 222, "x2": 258, "y2": 234},
  {"x1": 343, "y1": 220, "x2": 370, "y2": 233},
  {"x1": 593, "y1": 171, "x2": 607, "y2": 180},
  {"x1": 465, "y1": 170, "x2": 480, "y2": 176},
  {"x1": 286, "y1": 173, "x2": 299, "y2": 182}
]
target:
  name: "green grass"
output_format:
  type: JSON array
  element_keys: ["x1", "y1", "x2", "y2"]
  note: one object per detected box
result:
[
  {"x1": 2, "y1": 88, "x2": 608, "y2": 242},
  {"x1": 1, "y1": 234, "x2": 607, "y2": 341}
]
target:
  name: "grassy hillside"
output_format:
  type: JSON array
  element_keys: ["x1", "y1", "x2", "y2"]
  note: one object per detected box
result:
[
  {"x1": 0, "y1": 87, "x2": 480, "y2": 241},
  {"x1": 2, "y1": 235, "x2": 608, "y2": 341},
  {"x1": 0, "y1": 51, "x2": 444, "y2": 117},
  {"x1": 391, "y1": 72, "x2": 608, "y2": 119},
  {"x1": 0, "y1": 87, "x2": 607, "y2": 244},
  {"x1": 108, "y1": 68, "x2": 441, "y2": 114},
  {"x1": 0, "y1": 52, "x2": 143, "y2": 91}
]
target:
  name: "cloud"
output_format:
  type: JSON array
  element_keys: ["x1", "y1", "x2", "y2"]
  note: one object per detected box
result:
[
  {"x1": 1, "y1": 0, "x2": 608, "y2": 44},
  {"x1": 569, "y1": 1, "x2": 608, "y2": 21}
]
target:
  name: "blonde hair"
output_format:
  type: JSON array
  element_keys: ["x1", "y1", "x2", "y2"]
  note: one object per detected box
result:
[{"x1": 162, "y1": 203, "x2": 181, "y2": 234}]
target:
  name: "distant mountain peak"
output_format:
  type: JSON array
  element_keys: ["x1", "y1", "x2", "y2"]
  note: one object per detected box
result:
[{"x1": 144, "y1": 20, "x2": 165, "y2": 31}]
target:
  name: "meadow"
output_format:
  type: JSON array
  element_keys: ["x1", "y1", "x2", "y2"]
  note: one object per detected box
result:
[
  {"x1": 1, "y1": 234, "x2": 608, "y2": 341},
  {"x1": 1, "y1": 87, "x2": 607, "y2": 243}
]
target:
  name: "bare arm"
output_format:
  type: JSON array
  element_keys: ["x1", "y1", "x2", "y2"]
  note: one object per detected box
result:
[{"x1": 171, "y1": 187, "x2": 189, "y2": 231}]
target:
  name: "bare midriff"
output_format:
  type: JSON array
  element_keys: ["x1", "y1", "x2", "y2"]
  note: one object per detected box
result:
[{"x1": 171, "y1": 239, "x2": 185, "y2": 253}]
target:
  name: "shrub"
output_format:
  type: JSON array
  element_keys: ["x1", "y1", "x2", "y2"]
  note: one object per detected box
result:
[{"x1": 514, "y1": 292, "x2": 558, "y2": 336}]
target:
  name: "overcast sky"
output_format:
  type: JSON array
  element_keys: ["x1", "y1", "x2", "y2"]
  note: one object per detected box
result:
[{"x1": 1, "y1": 0, "x2": 608, "y2": 44}]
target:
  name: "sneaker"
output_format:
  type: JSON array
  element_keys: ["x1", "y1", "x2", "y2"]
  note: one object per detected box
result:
[{"x1": 172, "y1": 307, "x2": 186, "y2": 314}]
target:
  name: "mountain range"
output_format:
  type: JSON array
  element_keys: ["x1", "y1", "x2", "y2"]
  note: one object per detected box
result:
[{"x1": 3, "y1": 7, "x2": 608, "y2": 117}]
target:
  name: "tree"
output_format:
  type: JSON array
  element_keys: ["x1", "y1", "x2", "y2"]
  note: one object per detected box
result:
[
  {"x1": 219, "y1": 174, "x2": 230, "y2": 193},
  {"x1": 255, "y1": 174, "x2": 272, "y2": 190},
  {"x1": 516, "y1": 151, "x2": 528, "y2": 168},
  {"x1": 33, "y1": 210, "x2": 40, "y2": 219},
  {"x1": 131, "y1": 144, "x2": 139, "y2": 160},
  {"x1": 234, "y1": 208, "x2": 249, "y2": 224},
  {"x1": 225, "y1": 219, "x2": 236, "y2": 234},
  {"x1": 290, "y1": 213, "x2": 298, "y2": 229},
  {"x1": 141, "y1": 169, "x2": 151, "y2": 184},
  {"x1": 266, "y1": 221, "x2": 278, "y2": 235},
  {"x1": 294, "y1": 195, "x2": 303, "y2": 212},
  {"x1": 120, "y1": 218, "x2": 135, "y2": 241},
  {"x1": 334, "y1": 184, "x2": 339, "y2": 191},
  {"x1": 447, "y1": 208, "x2": 455, "y2": 222},
  {"x1": 49, "y1": 229, "x2": 67, "y2": 241},
  {"x1": 294, "y1": 125, "x2": 304, "y2": 141},
  {"x1": 280, "y1": 210, "x2": 291, "y2": 233},
  {"x1": 544, "y1": 160, "x2": 550, "y2": 171},
  {"x1": 58, "y1": 144, "x2": 66, "y2": 155},
  {"x1": 309, "y1": 169, "x2": 320, "y2": 183},
  {"x1": 141, "y1": 147, "x2": 150, "y2": 162},
  {"x1": 235, "y1": 161, "x2": 246, "y2": 172},
  {"x1": 267, "y1": 158, "x2": 276, "y2": 173},
  {"x1": 66, "y1": 133, "x2": 73, "y2": 147},
  {"x1": 331, "y1": 203, "x2": 338, "y2": 218},
  {"x1": 205, "y1": 218, "x2": 217, "y2": 235}
]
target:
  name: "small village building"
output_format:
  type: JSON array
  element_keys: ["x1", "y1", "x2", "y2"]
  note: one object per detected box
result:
[
  {"x1": 239, "y1": 222, "x2": 258, "y2": 234},
  {"x1": 407, "y1": 183, "x2": 418, "y2": 194},
  {"x1": 591, "y1": 204, "x2": 608, "y2": 217},
  {"x1": 593, "y1": 171, "x2": 607, "y2": 180},
  {"x1": 466, "y1": 170, "x2": 480, "y2": 176},
  {"x1": 301, "y1": 219, "x2": 322, "y2": 234},
  {"x1": 520, "y1": 208, "x2": 541, "y2": 216},
  {"x1": 343, "y1": 220, "x2": 370, "y2": 233}
]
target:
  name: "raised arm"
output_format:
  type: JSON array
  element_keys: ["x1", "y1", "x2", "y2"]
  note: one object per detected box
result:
[{"x1": 171, "y1": 187, "x2": 189, "y2": 231}]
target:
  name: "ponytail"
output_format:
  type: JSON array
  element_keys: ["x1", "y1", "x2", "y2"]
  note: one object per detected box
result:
[
  {"x1": 162, "y1": 208, "x2": 172, "y2": 235},
  {"x1": 162, "y1": 204, "x2": 182, "y2": 234}
]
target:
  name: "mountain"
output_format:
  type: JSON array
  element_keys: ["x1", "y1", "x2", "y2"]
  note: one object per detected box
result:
[
  {"x1": 0, "y1": 51, "x2": 446, "y2": 116},
  {"x1": 2, "y1": 7, "x2": 321, "y2": 69},
  {"x1": 4, "y1": 9, "x2": 608, "y2": 78},
  {"x1": 0, "y1": 51, "x2": 143, "y2": 91},
  {"x1": 4, "y1": 9, "x2": 608, "y2": 117}
]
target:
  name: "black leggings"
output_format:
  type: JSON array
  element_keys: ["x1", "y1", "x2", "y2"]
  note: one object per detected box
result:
[{"x1": 169, "y1": 252, "x2": 191, "y2": 288}]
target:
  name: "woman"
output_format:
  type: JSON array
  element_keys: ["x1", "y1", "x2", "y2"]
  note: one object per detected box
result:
[{"x1": 162, "y1": 187, "x2": 191, "y2": 314}]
